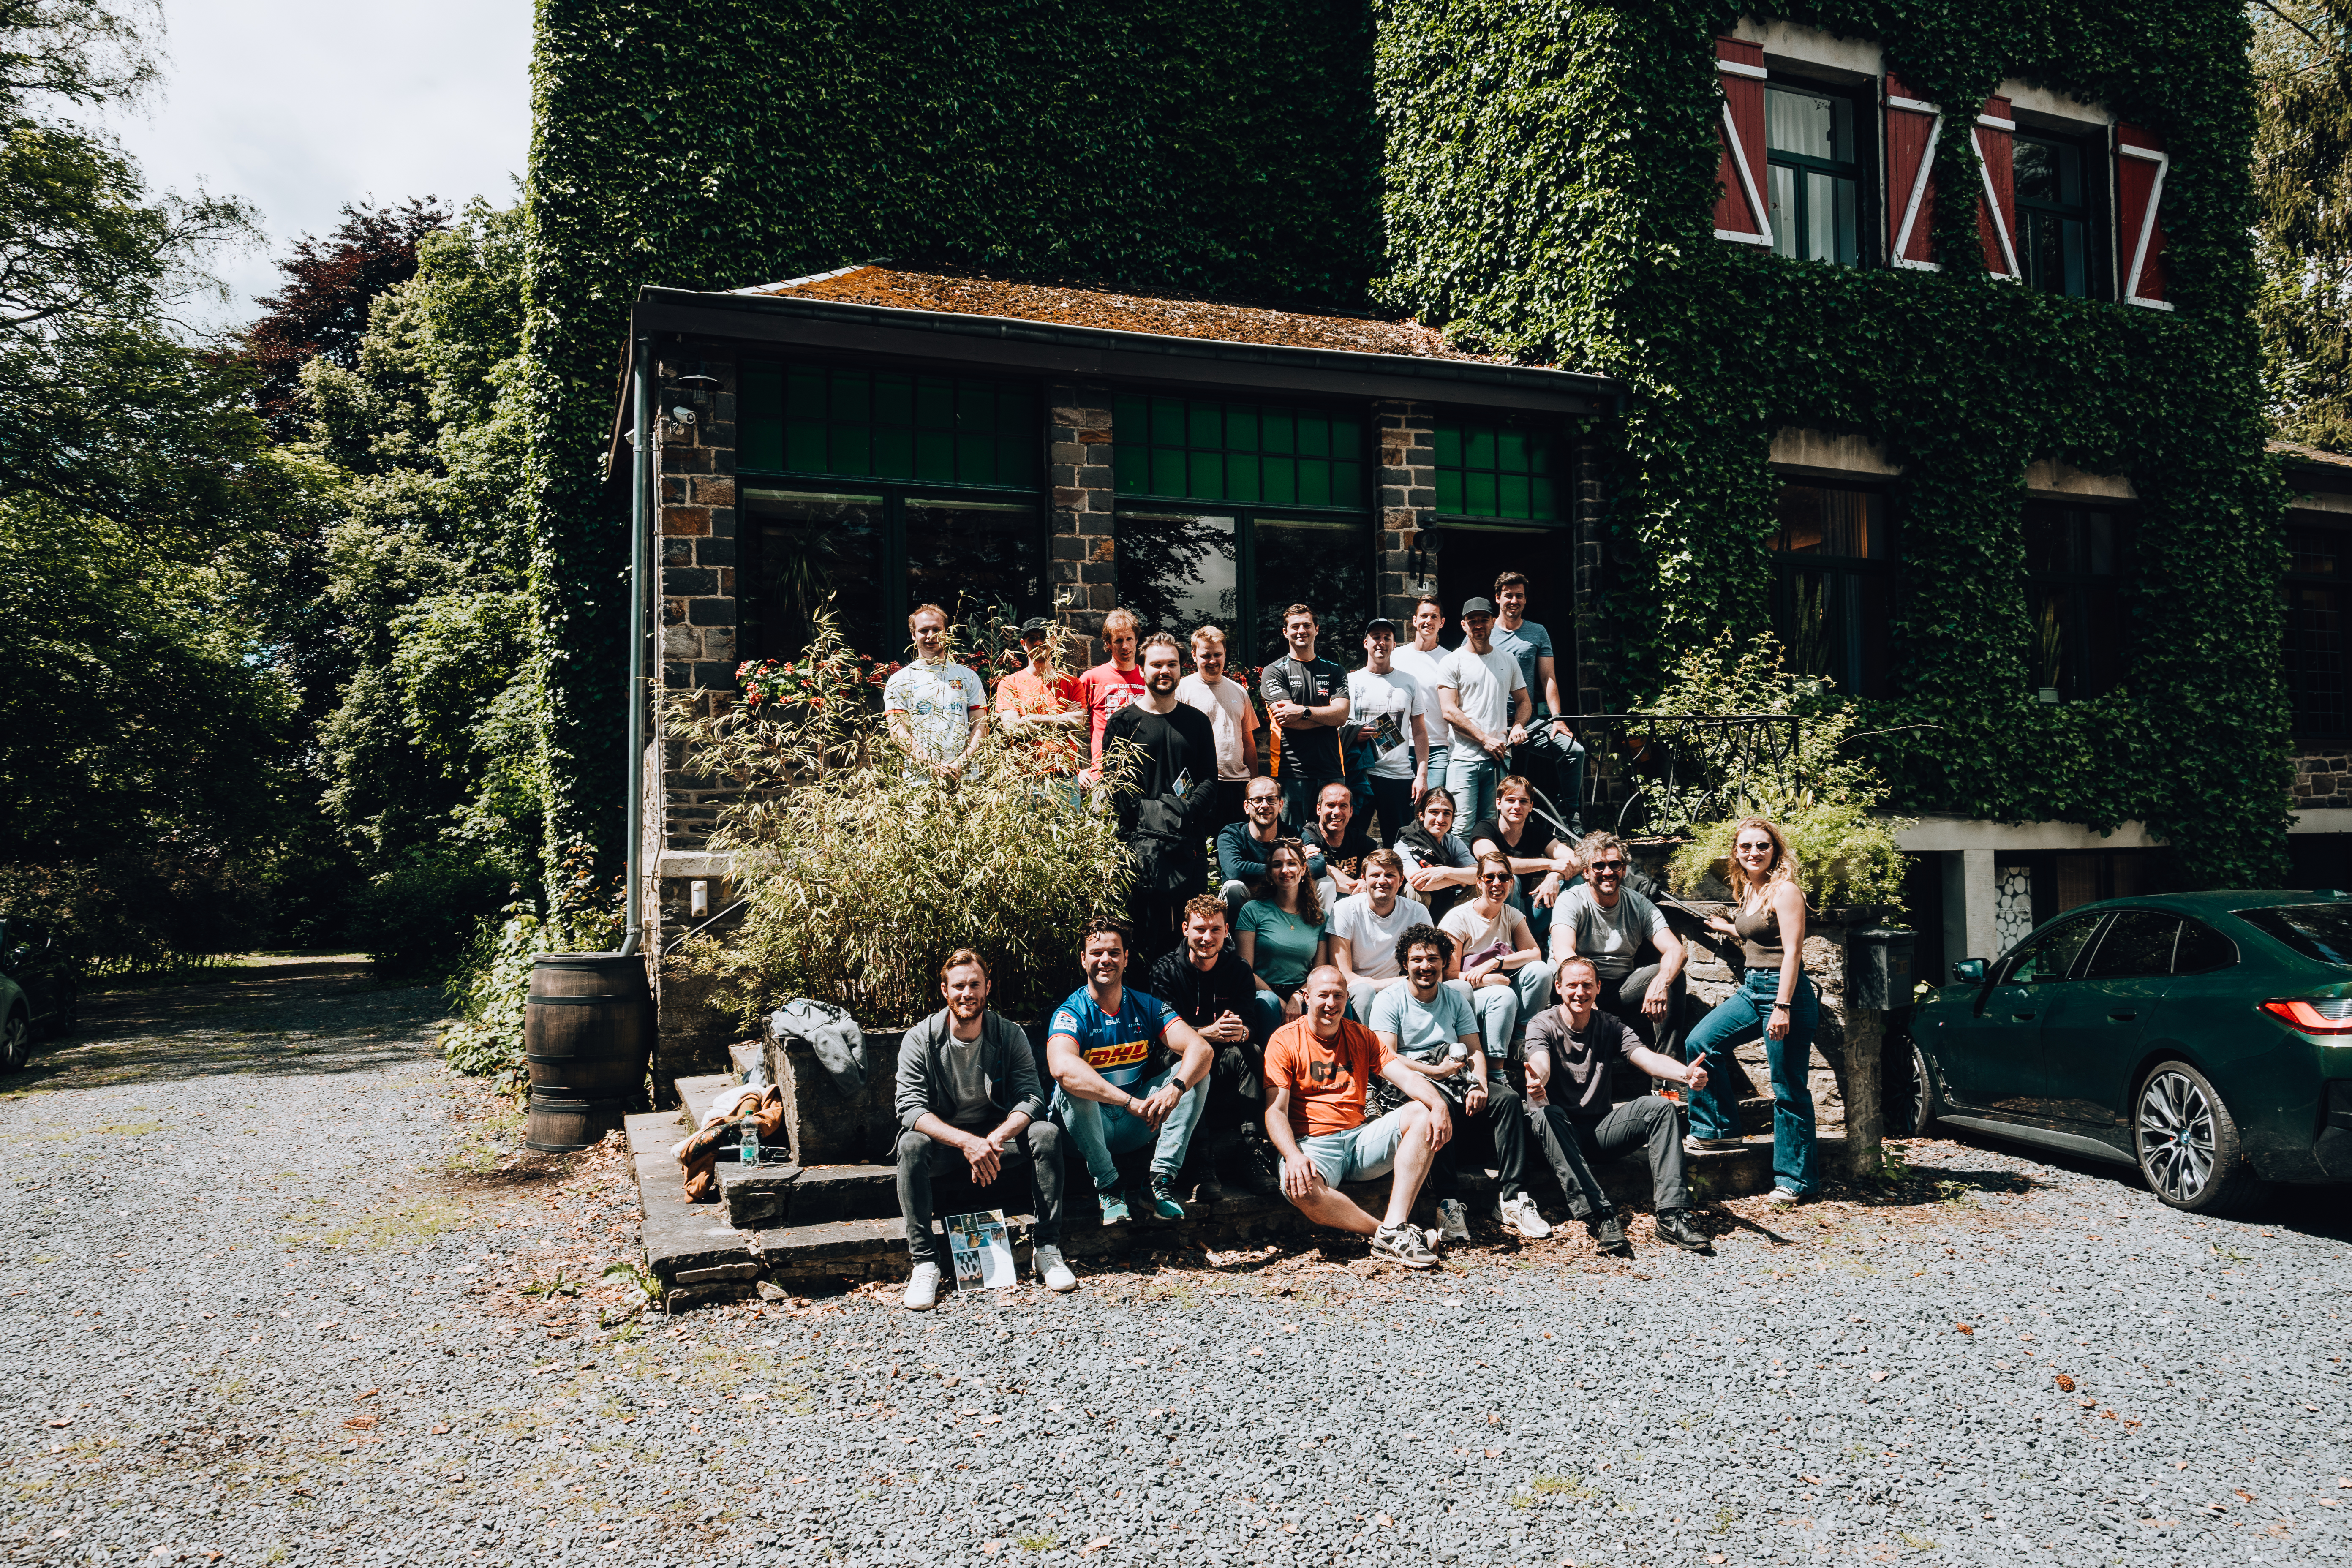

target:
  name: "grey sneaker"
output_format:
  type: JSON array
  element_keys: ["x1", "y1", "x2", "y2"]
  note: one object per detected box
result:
[
  {"x1": 903, "y1": 1261, "x2": 942, "y2": 1311},
  {"x1": 1496, "y1": 1192, "x2": 1553, "y2": 1239},
  {"x1": 1370, "y1": 1222, "x2": 1440, "y2": 1269},
  {"x1": 1435, "y1": 1198, "x2": 1471, "y2": 1242},
  {"x1": 1034, "y1": 1244, "x2": 1078, "y2": 1293}
]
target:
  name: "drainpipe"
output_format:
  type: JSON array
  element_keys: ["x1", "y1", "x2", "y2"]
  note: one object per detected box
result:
[{"x1": 617, "y1": 330, "x2": 651, "y2": 957}]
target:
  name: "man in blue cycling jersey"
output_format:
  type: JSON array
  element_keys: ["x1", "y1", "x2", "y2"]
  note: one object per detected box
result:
[{"x1": 1046, "y1": 917, "x2": 1216, "y2": 1224}]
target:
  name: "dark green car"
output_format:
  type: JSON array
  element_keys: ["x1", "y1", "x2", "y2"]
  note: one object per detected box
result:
[{"x1": 1904, "y1": 889, "x2": 2352, "y2": 1215}]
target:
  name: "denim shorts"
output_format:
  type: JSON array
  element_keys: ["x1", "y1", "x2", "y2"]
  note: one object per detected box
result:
[{"x1": 1300, "y1": 1107, "x2": 1410, "y2": 1189}]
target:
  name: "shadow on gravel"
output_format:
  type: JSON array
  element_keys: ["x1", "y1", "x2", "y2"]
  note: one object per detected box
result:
[{"x1": 2, "y1": 954, "x2": 452, "y2": 1097}]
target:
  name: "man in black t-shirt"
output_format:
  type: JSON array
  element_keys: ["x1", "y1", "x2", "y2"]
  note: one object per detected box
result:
[
  {"x1": 1106, "y1": 634, "x2": 1219, "y2": 961},
  {"x1": 1302, "y1": 780, "x2": 1379, "y2": 911},
  {"x1": 1259, "y1": 603, "x2": 1351, "y2": 834},
  {"x1": 1522, "y1": 956, "x2": 1712, "y2": 1256},
  {"x1": 1148, "y1": 896, "x2": 1284, "y2": 1198},
  {"x1": 1467, "y1": 773, "x2": 1580, "y2": 952}
]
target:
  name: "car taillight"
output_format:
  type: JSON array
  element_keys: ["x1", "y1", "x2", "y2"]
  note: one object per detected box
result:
[{"x1": 2259, "y1": 996, "x2": 2352, "y2": 1034}]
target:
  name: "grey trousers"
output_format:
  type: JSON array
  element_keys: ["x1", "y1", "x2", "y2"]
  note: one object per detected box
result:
[
  {"x1": 1528, "y1": 1094, "x2": 1689, "y2": 1217},
  {"x1": 895, "y1": 1122, "x2": 1064, "y2": 1265}
]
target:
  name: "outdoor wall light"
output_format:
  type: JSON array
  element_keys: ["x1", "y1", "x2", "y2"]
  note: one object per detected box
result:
[{"x1": 690, "y1": 879, "x2": 710, "y2": 917}]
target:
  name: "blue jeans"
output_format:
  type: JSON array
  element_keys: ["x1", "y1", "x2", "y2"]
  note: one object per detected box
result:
[
  {"x1": 1685, "y1": 968, "x2": 1820, "y2": 1195},
  {"x1": 1445, "y1": 751, "x2": 1503, "y2": 828},
  {"x1": 1052, "y1": 1063, "x2": 1207, "y2": 1195},
  {"x1": 1444, "y1": 965, "x2": 1555, "y2": 1064}
]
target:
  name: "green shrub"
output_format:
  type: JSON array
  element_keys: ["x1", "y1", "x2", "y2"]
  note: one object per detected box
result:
[
  {"x1": 667, "y1": 608, "x2": 1135, "y2": 1030},
  {"x1": 1667, "y1": 803, "x2": 1910, "y2": 912},
  {"x1": 347, "y1": 851, "x2": 515, "y2": 979},
  {"x1": 0, "y1": 852, "x2": 270, "y2": 977}
]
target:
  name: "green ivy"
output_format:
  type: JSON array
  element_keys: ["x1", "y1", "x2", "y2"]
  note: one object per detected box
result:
[
  {"x1": 1375, "y1": 0, "x2": 2294, "y2": 886},
  {"x1": 522, "y1": 0, "x2": 1383, "y2": 894}
]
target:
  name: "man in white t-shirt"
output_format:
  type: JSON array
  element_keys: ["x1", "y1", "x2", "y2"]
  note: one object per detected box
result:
[
  {"x1": 1326, "y1": 849, "x2": 1431, "y2": 1024},
  {"x1": 1435, "y1": 596, "x2": 1530, "y2": 826},
  {"x1": 883, "y1": 603, "x2": 988, "y2": 779},
  {"x1": 1389, "y1": 596, "x2": 1453, "y2": 805},
  {"x1": 1174, "y1": 623, "x2": 1260, "y2": 833},
  {"x1": 1347, "y1": 617, "x2": 1433, "y2": 844}
]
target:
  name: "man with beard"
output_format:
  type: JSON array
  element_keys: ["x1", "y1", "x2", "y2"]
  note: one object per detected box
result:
[{"x1": 1104, "y1": 633, "x2": 1218, "y2": 961}]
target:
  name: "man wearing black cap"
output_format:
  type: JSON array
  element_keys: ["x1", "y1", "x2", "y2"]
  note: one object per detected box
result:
[
  {"x1": 995, "y1": 616, "x2": 1085, "y2": 798},
  {"x1": 1347, "y1": 617, "x2": 1433, "y2": 844},
  {"x1": 1435, "y1": 596, "x2": 1531, "y2": 827}
]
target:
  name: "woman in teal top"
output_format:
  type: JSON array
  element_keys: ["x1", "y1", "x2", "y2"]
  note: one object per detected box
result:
[{"x1": 1236, "y1": 840, "x2": 1331, "y2": 1019}]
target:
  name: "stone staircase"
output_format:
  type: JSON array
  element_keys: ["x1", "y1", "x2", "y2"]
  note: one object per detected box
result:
[{"x1": 627, "y1": 1043, "x2": 1838, "y2": 1309}]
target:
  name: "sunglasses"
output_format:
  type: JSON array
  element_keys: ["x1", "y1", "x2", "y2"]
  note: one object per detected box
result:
[
  {"x1": 1478, "y1": 871, "x2": 1514, "y2": 883},
  {"x1": 1589, "y1": 860, "x2": 1627, "y2": 874}
]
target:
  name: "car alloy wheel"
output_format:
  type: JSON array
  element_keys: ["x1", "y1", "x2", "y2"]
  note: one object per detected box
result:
[
  {"x1": 0, "y1": 1010, "x2": 26, "y2": 1073},
  {"x1": 2134, "y1": 1060, "x2": 2264, "y2": 1216},
  {"x1": 2137, "y1": 1069, "x2": 2215, "y2": 1203}
]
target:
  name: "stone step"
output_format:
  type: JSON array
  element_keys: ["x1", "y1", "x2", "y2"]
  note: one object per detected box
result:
[{"x1": 623, "y1": 1111, "x2": 760, "y2": 1306}]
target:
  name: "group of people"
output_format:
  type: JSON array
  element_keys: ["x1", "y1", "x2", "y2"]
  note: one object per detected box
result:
[{"x1": 876, "y1": 575, "x2": 1821, "y2": 1305}]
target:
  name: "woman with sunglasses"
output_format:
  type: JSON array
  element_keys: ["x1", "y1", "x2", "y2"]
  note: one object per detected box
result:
[
  {"x1": 1545, "y1": 831, "x2": 1689, "y2": 1062},
  {"x1": 1236, "y1": 840, "x2": 1331, "y2": 1021},
  {"x1": 1683, "y1": 815, "x2": 1819, "y2": 1206},
  {"x1": 1436, "y1": 852, "x2": 1556, "y2": 1064}
]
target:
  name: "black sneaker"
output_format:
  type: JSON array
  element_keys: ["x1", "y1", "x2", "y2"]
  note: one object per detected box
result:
[
  {"x1": 1654, "y1": 1209, "x2": 1712, "y2": 1252},
  {"x1": 1586, "y1": 1212, "x2": 1631, "y2": 1255}
]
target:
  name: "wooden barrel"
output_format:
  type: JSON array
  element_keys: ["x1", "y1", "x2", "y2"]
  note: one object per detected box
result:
[{"x1": 524, "y1": 953, "x2": 651, "y2": 1151}]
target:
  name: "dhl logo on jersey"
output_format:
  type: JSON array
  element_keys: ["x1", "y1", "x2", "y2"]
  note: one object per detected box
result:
[{"x1": 1082, "y1": 1038, "x2": 1150, "y2": 1070}]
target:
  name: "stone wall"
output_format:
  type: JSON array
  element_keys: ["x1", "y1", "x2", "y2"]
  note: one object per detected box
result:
[
  {"x1": 1375, "y1": 400, "x2": 1437, "y2": 624},
  {"x1": 1047, "y1": 384, "x2": 1116, "y2": 658},
  {"x1": 2292, "y1": 750, "x2": 2352, "y2": 810}
]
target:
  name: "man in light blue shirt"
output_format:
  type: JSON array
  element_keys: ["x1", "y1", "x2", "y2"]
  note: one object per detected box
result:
[
  {"x1": 1492, "y1": 572, "x2": 1584, "y2": 833},
  {"x1": 1368, "y1": 923, "x2": 1551, "y2": 1240}
]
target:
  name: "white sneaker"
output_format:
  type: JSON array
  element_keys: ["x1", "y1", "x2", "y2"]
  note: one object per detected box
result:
[
  {"x1": 1765, "y1": 1186, "x2": 1805, "y2": 1209},
  {"x1": 1435, "y1": 1199, "x2": 1472, "y2": 1243},
  {"x1": 1496, "y1": 1192, "x2": 1552, "y2": 1239},
  {"x1": 1034, "y1": 1244, "x2": 1078, "y2": 1293},
  {"x1": 904, "y1": 1261, "x2": 942, "y2": 1311}
]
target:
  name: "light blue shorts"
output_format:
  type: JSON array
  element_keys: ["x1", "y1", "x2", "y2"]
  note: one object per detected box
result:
[{"x1": 1300, "y1": 1107, "x2": 1411, "y2": 1189}]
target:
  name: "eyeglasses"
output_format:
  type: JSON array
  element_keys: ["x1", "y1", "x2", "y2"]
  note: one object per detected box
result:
[
  {"x1": 1589, "y1": 860, "x2": 1627, "y2": 874},
  {"x1": 1478, "y1": 871, "x2": 1513, "y2": 883}
]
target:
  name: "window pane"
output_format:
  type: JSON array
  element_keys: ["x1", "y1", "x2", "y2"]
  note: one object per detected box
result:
[
  {"x1": 2032, "y1": 587, "x2": 2068, "y2": 691},
  {"x1": 1805, "y1": 170, "x2": 1836, "y2": 261},
  {"x1": 2008, "y1": 915, "x2": 2103, "y2": 982},
  {"x1": 746, "y1": 490, "x2": 886, "y2": 661},
  {"x1": 1768, "y1": 163, "x2": 1797, "y2": 259},
  {"x1": 1434, "y1": 417, "x2": 1564, "y2": 522},
  {"x1": 904, "y1": 499, "x2": 1044, "y2": 638},
  {"x1": 2284, "y1": 582, "x2": 2347, "y2": 736},
  {"x1": 2085, "y1": 912, "x2": 2180, "y2": 978},
  {"x1": 1766, "y1": 87, "x2": 1836, "y2": 158},
  {"x1": 2171, "y1": 920, "x2": 2238, "y2": 975},
  {"x1": 1116, "y1": 510, "x2": 1239, "y2": 640},
  {"x1": 1252, "y1": 518, "x2": 1367, "y2": 664},
  {"x1": 2289, "y1": 529, "x2": 2340, "y2": 576},
  {"x1": 1119, "y1": 396, "x2": 1363, "y2": 507},
  {"x1": 2015, "y1": 139, "x2": 2059, "y2": 203},
  {"x1": 741, "y1": 359, "x2": 1033, "y2": 483}
]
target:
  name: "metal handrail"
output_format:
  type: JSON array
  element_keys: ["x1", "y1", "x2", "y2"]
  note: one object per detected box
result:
[{"x1": 1540, "y1": 712, "x2": 1804, "y2": 841}]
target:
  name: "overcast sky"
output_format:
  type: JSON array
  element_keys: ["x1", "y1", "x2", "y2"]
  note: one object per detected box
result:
[{"x1": 106, "y1": 0, "x2": 534, "y2": 334}]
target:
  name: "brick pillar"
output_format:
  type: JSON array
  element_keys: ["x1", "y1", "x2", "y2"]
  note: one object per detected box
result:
[
  {"x1": 1375, "y1": 400, "x2": 1437, "y2": 624},
  {"x1": 1572, "y1": 437, "x2": 1610, "y2": 713},
  {"x1": 1049, "y1": 385, "x2": 1116, "y2": 660}
]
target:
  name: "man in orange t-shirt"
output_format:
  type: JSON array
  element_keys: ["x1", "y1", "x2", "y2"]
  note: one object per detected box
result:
[
  {"x1": 995, "y1": 617, "x2": 1085, "y2": 780},
  {"x1": 1262, "y1": 966, "x2": 1451, "y2": 1268},
  {"x1": 1078, "y1": 607, "x2": 1146, "y2": 776}
]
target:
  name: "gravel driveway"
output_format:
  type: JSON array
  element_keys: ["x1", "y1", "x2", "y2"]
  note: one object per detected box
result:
[{"x1": 5, "y1": 956, "x2": 2349, "y2": 1568}]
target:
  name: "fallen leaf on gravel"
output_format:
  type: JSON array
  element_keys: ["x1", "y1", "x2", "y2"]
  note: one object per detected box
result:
[
  {"x1": 1485, "y1": 1449, "x2": 1500, "y2": 1459},
  {"x1": 2055, "y1": 1375, "x2": 2075, "y2": 1391},
  {"x1": 430, "y1": 1424, "x2": 450, "y2": 1435},
  {"x1": 1079, "y1": 1540, "x2": 1113, "y2": 1556},
  {"x1": 1868, "y1": 1372, "x2": 1888, "y2": 1382},
  {"x1": 1375, "y1": 1513, "x2": 1394, "y2": 1527},
  {"x1": 1955, "y1": 1323, "x2": 1973, "y2": 1335},
  {"x1": 354, "y1": 1388, "x2": 379, "y2": 1401},
  {"x1": 980, "y1": 1541, "x2": 1001, "y2": 1556},
  {"x1": 44, "y1": 1419, "x2": 71, "y2": 1428},
  {"x1": 343, "y1": 1415, "x2": 377, "y2": 1431},
  {"x1": 2236, "y1": 1489, "x2": 2257, "y2": 1503}
]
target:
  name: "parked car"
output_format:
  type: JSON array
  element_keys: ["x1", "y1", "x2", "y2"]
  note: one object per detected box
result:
[
  {"x1": 1902, "y1": 889, "x2": 2352, "y2": 1215},
  {"x1": 0, "y1": 917, "x2": 79, "y2": 1071}
]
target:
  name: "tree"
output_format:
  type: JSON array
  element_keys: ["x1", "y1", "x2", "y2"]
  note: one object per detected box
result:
[
  {"x1": 244, "y1": 197, "x2": 449, "y2": 442},
  {"x1": 2254, "y1": 0, "x2": 2352, "y2": 448}
]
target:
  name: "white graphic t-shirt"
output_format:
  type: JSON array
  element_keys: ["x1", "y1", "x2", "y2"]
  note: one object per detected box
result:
[
  {"x1": 884, "y1": 659, "x2": 987, "y2": 768},
  {"x1": 1348, "y1": 667, "x2": 1430, "y2": 781}
]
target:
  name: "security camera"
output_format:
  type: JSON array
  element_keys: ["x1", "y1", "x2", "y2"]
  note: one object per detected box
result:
[{"x1": 670, "y1": 406, "x2": 697, "y2": 427}]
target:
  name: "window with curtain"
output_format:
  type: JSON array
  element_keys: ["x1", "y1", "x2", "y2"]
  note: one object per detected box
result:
[
  {"x1": 2024, "y1": 502, "x2": 2129, "y2": 700},
  {"x1": 2014, "y1": 132, "x2": 2095, "y2": 298},
  {"x1": 1771, "y1": 482, "x2": 1893, "y2": 697},
  {"x1": 1765, "y1": 82, "x2": 1864, "y2": 266},
  {"x1": 2284, "y1": 522, "x2": 2349, "y2": 739}
]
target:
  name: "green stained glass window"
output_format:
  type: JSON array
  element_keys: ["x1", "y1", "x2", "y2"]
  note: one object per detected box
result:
[
  {"x1": 1434, "y1": 417, "x2": 1562, "y2": 522},
  {"x1": 738, "y1": 360, "x2": 1037, "y2": 487},
  {"x1": 1113, "y1": 393, "x2": 1364, "y2": 509}
]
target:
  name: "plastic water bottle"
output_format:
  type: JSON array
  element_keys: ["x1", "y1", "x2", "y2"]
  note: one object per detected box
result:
[{"x1": 740, "y1": 1118, "x2": 760, "y2": 1166}]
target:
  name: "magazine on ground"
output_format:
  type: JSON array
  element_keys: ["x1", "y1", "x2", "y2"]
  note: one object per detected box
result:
[{"x1": 946, "y1": 1209, "x2": 1017, "y2": 1289}]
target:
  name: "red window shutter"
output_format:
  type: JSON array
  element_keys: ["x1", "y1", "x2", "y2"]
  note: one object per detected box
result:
[
  {"x1": 2117, "y1": 122, "x2": 2171, "y2": 309},
  {"x1": 1974, "y1": 95, "x2": 2020, "y2": 279},
  {"x1": 1884, "y1": 72, "x2": 1942, "y2": 270},
  {"x1": 1713, "y1": 37, "x2": 1770, "y2": 246}
]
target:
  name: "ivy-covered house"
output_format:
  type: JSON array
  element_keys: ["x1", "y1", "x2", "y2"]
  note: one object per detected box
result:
[{"x1": 523, "y1": 1, "x2": 2309, "y2": 1049}]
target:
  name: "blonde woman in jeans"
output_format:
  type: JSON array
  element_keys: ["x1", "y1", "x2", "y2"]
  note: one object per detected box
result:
[{"x1": 1683, "y1": 816, "x2": 1819, "y2": 1206}]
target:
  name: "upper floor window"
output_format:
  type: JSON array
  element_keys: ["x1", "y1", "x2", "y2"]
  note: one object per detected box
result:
[
  {"x1": 1766, "y1": 84, "x2": 1864, "y2": 266},
  {"x1": 2014, "y1": 132, "x2": 2096, "y2": 298},
  {"x1": 1434, "y1": 417, "x2": 1564, "y2": 523},
  {"x1": 1112, "y1": 393, "x2": 1365, "y2": 511},
  {"x1": 1772, "y1": 482, "x2": 1893, "y2": 697},
  {"x1": 739, "y1": 361, "x2": 1037, "y2": 488},
  {"x1": 2284, "y1": 521, "x2": 2348, "y2": 739},
  {"x1": 2025, "y1": 502, "x2": 2128, "y2": 700}
]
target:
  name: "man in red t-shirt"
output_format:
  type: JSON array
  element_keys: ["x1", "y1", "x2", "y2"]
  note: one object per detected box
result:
[
  {"x1": 995, "y1": 617, "x2": 1085, "y2": 781},
  {"x1": 1262, "y1": 966, "x2": 1451, "y2": 1268},
  {"x1": 1079, "y1": 607, "x2": 1146, "y2": 776}
]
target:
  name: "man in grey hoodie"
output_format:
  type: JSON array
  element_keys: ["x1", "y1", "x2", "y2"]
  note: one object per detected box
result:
[{"x1": 893, "y1": 949, "x2": 1075, "y2": 1309}]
